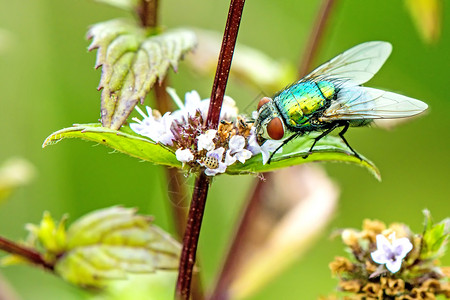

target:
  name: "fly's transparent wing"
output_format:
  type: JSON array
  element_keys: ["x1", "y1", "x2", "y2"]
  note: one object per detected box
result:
[
  {"x1": 321, "y1": 85, "x2": 428, "y2": 121},
  {"x1": 303, "y1": 41, "x2": 392, "y2": 85}
]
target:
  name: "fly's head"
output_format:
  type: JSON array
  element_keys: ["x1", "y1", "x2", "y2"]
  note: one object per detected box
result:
[{"x1": 254, "y1": 97, "x2": 287, "y2": 145}]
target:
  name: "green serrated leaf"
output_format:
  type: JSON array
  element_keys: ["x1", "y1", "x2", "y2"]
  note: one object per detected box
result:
[
  {"x1": 94, "y1": 0, "x2": 138, "y2": 10},
  {"x1": 55, "y1": 207, "x2": 181, "y2": 288},
  {"x1": 87, "y1": 19, "x2": 197, "y2": 129},
  {"x1": 42, "y1": 123, "x2": 181, "y2": 168},
  {"x1": 227, "y1": 134, "x2": 380, "y2": 180}
]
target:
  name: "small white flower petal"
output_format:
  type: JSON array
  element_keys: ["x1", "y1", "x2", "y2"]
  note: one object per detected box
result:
[
  {"x1": 235, "y1": 149, "x2": 252, "y2": 163},
  {"x1": 394, "y1": 237, "x2": 413, "y2": 258},
  {"x1": 205, "y1": 168, "x2": 218, "y2": 176},
  {"x1": 385, "y1": 258, "x2": 403, "y2": 274},
  {"x1": 370, "y1": 233, "x2": 413, "y2": 274},
  {"x1": 135, "y1": 105, "x2": 149, "y2": 119},
  {"x1": 198, "y1": 130, "x2": 217, "y2": 151},
  {"x1": 247, "y1": 128, "x2": 262, "y2": 155},
  {"x1": 171, "y1": 89, "x2": 204, "y2": 121},
  {"x1": 202, "y1": 147, "x2": 228, "y2": 176},
  {"x1": 130, "y1": 106, "x2": 175, "y2": 146},
  {"x1": 224, "y1": 150, "x2": 237, "y2": 166},
  {"x1": 207, "y1": 146, "x2": 225, "y2": 160},
  {"x1": 221, "y1": 96, "x2": 238, "y2": 120},
  {"x1": 130, "y1": 123, "x2": 146, "y2": 135},
  {"x1": 229, "y1": 135, "x2": 245, "y2": 154},
  {"x1": 185, "y1": 90, "x2": 201, "y2": 106},
  {"x1": 145, "y1": 106, "x2": 153, "y2": 118},
  {"x1": 175, "y1": 149, "x2": 194, "y2": 163},
  {"x1": 204, "y1": 164, "x2": 226, "y2": 176},
  {"x1": 184, "y1": 90, "x2": 202, "y2": 117},
  {"x1": 260, "y1": 140, "x2": 283, "y2": 165},
  {"x1": 199, "y1": 96, "x2": 238, "y2": 121},
  {"x1": 370, "y1": 249, "x2": 389, "y2": 265},
  {"x1": 216, "y1": 162, "x2": 227, "y2": 174},
  {"x1": 376, "y1": 234, "x2": 391, "y2": 252}
]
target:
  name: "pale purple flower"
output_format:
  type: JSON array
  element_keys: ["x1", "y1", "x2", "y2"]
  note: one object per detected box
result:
[
  {"x1": 197, "y1": 130, "x2": 217, "y2": 151},
  {"x1": 175, "y1": 148, "x2": 194, "y2": 163},
  {"x1": 229, "y1": 135, "x2": 252, "y2": 163},
  {"x1": 130, "y1": 106, "x2": 174, "y2": 146},
  {"x1": 371, "y1": 233, "x2": 413, "y2": 273}
]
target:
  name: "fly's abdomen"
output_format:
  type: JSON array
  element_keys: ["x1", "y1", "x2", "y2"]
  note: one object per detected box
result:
[{"x1": 275, "y1": 81, "x2": 335, "y2": 129}]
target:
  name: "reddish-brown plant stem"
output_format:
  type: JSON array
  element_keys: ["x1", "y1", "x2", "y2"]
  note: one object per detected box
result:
[
  {"x1": 0, "y1": 236, "x2": 53, "y2": 271},
  {"x1": 154, "y1": 80, "x2": 206, "y2": 300},
  {"x1": 136, "y1": 0, "x2": 158, "y2": 28},
  {"x1": 176, "y1": 0, "x2": 246, "y2": 299},
  {"x1": 209, "y1": 0, "x2": 338, "y2": 298},
  {"x1": 136, "y1": 1, "x2": 206, "y2": 299},
  {"x1": 206, "y1": 0, "x2": 246, "y2": 129},
  {"x1": 175, "y1": 173, "x2": 210, "y2": 300},
  {"x1": 154, "y1": 79, "x2": 189, "y2": 239},
  {"x1": 298, "y1": 0, "x2": 337, "y2": 77}
]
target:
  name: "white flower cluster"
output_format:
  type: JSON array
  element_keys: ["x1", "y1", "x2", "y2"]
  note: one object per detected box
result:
[
  {"x1": 130, "y1": 106, "x2": 175, "y2": 146},
  {"x1": 130, "y1": 89, "x2": 283, "y2": 176}
]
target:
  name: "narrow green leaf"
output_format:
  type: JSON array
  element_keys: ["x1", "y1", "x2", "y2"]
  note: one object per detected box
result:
[
  {"x1": 87, "y1": 19, "x2": 197, "y2": 129},
  {"x1": 42, "y1": 123, "x2": 181, "y2": 168},
  {"x1": 53, "y1": 207, "x2": 181, "y2": 288},
  {"x1": 227, "y1": 134, "x2": 380, "y2": 180}
]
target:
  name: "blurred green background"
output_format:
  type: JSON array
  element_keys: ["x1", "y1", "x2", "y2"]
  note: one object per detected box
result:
[{"x1": 0, "y1": 0, "x2": 448, "y2": 299}]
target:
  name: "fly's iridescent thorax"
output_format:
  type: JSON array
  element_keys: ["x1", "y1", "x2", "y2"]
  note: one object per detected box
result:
[{"x1": 274, "y1": 81, "x2": 336, "y2": 129}]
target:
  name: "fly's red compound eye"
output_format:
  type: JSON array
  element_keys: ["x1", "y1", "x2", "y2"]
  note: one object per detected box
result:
[
  {"x1": 267, "y1": 117, "x2": 284, "y2": 140},
  {"x1": 257, "y1": 97, "x2": 271, "y2": 111}
]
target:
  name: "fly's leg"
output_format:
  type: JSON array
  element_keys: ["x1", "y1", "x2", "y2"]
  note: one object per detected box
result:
[
  {"x1": 302, "y1": 123, "x2": 340, "y2": 159},
  {"x1": 338, "y1": 123, "x2": 362, "y2": 160},
  {"x1": 267, "y1": 133, "x2": 299, "y2": 164}
]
